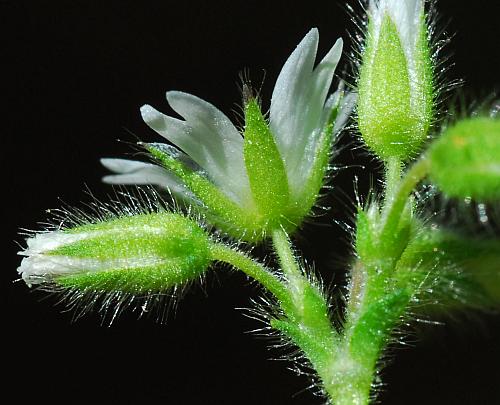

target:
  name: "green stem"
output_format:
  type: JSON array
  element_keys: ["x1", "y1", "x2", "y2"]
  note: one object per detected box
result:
[
  {"x1": 325, "y1": 369, "x2": 373, "y2": 405},
  {"x1": 322, "y1": 158, "x2": 430, "y2": 404},
  {"x1": 384, "y1": 156, "x2": 403, "y2": 204},
  {"x1": 271, "y1": 227, "x2": 309, "y2": 311},
  {"x1": 271, "y1": 228, "x2": 343, "y2": 402},
  {"x1": 380, "y1": 156, "x2": 430, "y2": 240},
  {"x1": 325, "y1": 263, "x2": 411, "y2": 405},
  {"x1": 271, "y1": 227, "x2": 302, "y2": 280},
  {"x1": 209, "y1": 243, "x2": 288, "y2": 302}
]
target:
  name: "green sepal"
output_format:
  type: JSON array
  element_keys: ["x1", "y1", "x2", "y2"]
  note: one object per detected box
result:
[
  {"x1": 146, "y1": 142, "x2": 243, "y2": 215},
  {"x1": 146, "y1": 143, "x2": 265, "y2": 241},
  {"x1": 428, "y1": 117, "x2": 500, "y2": 200},
  {"x1": 243, "y1": 99, "x2": 289, "y2": 227}
]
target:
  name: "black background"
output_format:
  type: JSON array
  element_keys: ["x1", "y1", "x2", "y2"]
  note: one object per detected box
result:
[{"x1": 4, "y1": 1, "x2": 500, "y2": 404}]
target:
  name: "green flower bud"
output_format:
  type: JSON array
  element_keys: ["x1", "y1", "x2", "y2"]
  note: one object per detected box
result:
[
  {"x1": 428, "y1": 116, "x2": 500, "y2": 200},
  {"x1": 358, "y1": 0, "x2": 434, "y2": 161},
  {"x1": 17, "y1": 212, "x2": 212, "y2": 294}
]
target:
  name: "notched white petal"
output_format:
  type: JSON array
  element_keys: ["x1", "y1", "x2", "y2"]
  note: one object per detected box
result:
[
  {"x1": 270, "y1": 29, "x2": 343, "y2": 193},
  {"x1": 140, "y1": 92, "x2": 252, "y2": 205},
  {"x1": 101, "y1": 158, "x2": 194, "y2": 198},
  {"x1": 101, "y1": 158, "x2": 156, "y2": 173},
  {"x1": 270, "y1": 28, "x2": 319, "y2": 162},
  {"x1": 307, "y1": 37, "x2": 343, "y2": 137},
  {"x1": 333, "y1": 92, "x2": 357, "y2": 134}
]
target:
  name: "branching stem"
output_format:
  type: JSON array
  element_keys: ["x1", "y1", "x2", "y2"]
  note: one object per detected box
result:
[
  {"x1": 321, "y1": 157, "x2": 431, "y2": 404},
  {"x1": 213, "y1": 156, "x2": 429, "y2": 405},
  {"x1": 380, "y1": 156, "x2": 430, "y2": 239}
]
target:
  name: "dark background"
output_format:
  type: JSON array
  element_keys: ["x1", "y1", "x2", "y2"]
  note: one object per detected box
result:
[{"x1": 4, "y1": 1, "x2": 500, "y2": 404}]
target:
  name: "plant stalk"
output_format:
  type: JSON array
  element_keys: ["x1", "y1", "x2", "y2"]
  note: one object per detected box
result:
[{"x1": 209, "y1": 243, "x2": 288, "y2": 302}]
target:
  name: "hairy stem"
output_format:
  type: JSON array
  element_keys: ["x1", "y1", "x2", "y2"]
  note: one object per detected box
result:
[
  {"x1": 271, "y1": 227, "x2": 310, "y2": 318},
  {"x1": 271, "y1": 227, "x2": 302, "y2": 281},
  {"x1": 380, "y1": 156, "x2": 430, "y2": 240},
  {"x1": 384, "y1": 156, "x2": 403, "y2": 204},
  {"x1": 325, "y1": 263, "x2": 412, "y2": 404},
  {"x1": 209, "y1": 243, "x2": 288, "y2": 302},
  {"x1": 322, "y1": 158, "x2": 430, "y2": 404},
  {"x1": 271, "y1": 228, "x2": 343, "y2": 402}
]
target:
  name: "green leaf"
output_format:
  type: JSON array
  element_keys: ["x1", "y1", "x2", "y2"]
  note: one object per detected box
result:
[
  {"x1": 348, "y1": 288, "x2": 410, "y2": 361},
  {"x1": 355, "y1": 209, "x2": 376, "y2": 263},
  {"x1": 396, "y1": 226, "x2": 500, "y2": 308},
  {"x1": 355, "y1": 204, "x2": 413, "y2": 273},
  {"x1": 271, "y1": 317, "x2": 335, "y2": 372}
]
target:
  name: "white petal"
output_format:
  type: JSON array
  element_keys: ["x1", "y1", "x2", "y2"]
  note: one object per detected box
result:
[
  {"x1": 140, "y1": 92, "x2": 251, "y2": 205},
  {"x1": 18, "y1": 255, "x2": 168, "y2": 285},
  {"x1": 18, "y1": 255, "x2": 84, "y2": 284},
  {"x1": 318, "y1": 86, "x2": 356, "y2": 135},
  {"x1": 369, "y1": 0, "x2": 424, "y2": 65},
  {"x1": 333, "y1": 91, "x2": 357, "y2": 134},
  {"x1": 321, "y1": 84, "x2": 343, "y2": 131},
  {"x1": 270, "y1": 29, "x2": 343, "y2": 194},
  {"x1": 101, "y1": 158, "x2": 157, "y2": 173},
  {"x1": 368, "y1": 0, "x2": 425, "y2": 111},
  {"x1": 20, "y1": 231, "x2": 88, "y2": 256},
  {"x1": 101, "y1": 158, "x2": 195, "y2": 199}
]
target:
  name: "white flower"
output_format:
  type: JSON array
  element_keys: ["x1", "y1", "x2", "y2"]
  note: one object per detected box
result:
[{"x1": 102, "y1": 29, "x2": 355, "y2": 240}]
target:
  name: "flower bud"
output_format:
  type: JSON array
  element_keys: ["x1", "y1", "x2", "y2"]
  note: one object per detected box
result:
[
  {"x1": 428, "y1": 116, "x2": 500, "y2": 200},
  {"x1": 18, "y1": 212, "x2": 212, "y2": 293},
  {"x1": 358, "y1": 0, "x2": 434, "y2": 161}
]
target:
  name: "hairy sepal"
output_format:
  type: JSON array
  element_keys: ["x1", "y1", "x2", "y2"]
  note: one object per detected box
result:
[
  {"x1": 243, "y1": 99, "x2": 290, "y2": 228},
  {"x1": 146, "y1": 143, "x2": 268, "y2": 242}
]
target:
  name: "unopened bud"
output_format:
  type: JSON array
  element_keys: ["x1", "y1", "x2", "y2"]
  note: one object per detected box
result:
[
  {"x1": 358, "y1": 0, "x2": 434, "y2": 161},
  {"x1": 18, "y1": 212, "x2": 212, "y2": 293}
]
